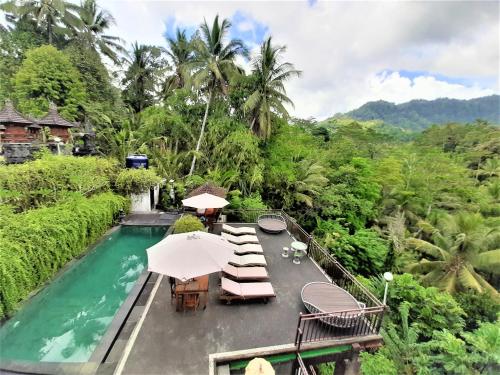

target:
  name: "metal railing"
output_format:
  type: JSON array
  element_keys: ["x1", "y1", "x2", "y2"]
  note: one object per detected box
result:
[{"x1": 221, "y1": 208, "x2": 385, "y2": 347}]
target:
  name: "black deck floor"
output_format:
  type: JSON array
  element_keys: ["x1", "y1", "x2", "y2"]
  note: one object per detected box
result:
[{"x1": 120, "y1": 225, "x2": 329, "y2": 375}]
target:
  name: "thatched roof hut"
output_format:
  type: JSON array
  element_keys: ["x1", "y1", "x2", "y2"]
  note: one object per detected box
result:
[{"x1": 186, "y1": 182, "x2": 227, "y2": 198}]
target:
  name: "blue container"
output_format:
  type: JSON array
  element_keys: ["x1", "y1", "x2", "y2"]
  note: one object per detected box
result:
[{"x1": 126, "y1": 154, "x2": 148, "y2": 169}]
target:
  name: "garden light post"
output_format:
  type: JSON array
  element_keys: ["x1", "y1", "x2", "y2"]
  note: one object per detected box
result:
[
  {"x1": 169, "y1": 179, "x2": 175, "y2": 201},
  {"x1": 383, "y1": 271, "x2": 393, "y2": 305}
]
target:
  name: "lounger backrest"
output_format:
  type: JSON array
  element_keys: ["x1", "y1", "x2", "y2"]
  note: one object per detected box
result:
[
  {"x1": 221, "y1": 277, "x2": 242, "y2": 296},
  {"x1": 222, "y1": 264, "x2": 238, "y2": 277}
]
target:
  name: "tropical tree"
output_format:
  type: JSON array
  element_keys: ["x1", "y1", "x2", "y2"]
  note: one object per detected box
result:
[
  {"x1": 244, "y1": 37, "x2": 301, "y2": 139},
  {"x1": 75, "y1": 0, "x2": 125, "y2": 64},
  {"x1": 379, "y1": 303, "x2": 424, "y2": 375},
  {"x1": 13, "y1": 44, "x2": 86, "y2": 119},
  {"x1": 478, "y1": 157, "x2": 500, "y2": 179},
  {"x1": 163, "y1": 28, "x2": 193, "y2": 97},
  {"x1": 406, "y1": 212, "x2": 500, "y2": 294},
  {"x1": 0, "y1": 0, "x2": 82, "y2": 45},
  {"x1": 291, "y1": 159, "x2": 328, "y2": 208},
  {"x1": 122, "y1": 42, "x2": 167, "y2": 112},
  {"x1": 187, "y1": 15, "x2": 247, "y2": 175}
]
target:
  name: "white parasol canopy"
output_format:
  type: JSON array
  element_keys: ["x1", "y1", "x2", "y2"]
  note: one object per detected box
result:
[
  {"x1": 182, "y1": 193, "x2": 229, "y2": 209},
  {"x1": 146, "y1": 231, "x2": 235, "y2": 281},
  {"x1": 245, "y1": 358, "x2": 275, "y2": 375}
]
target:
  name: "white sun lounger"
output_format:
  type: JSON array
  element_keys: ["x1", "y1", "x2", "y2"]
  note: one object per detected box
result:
[
  {"x1": 233, "y1": 243, "x2": 264, "y2": 255},
  {"x1": 222, "y1": 264, "x2": 269, "y2": 281},
  {"x1": 229, "y1": 254, "x2": 267, "y2": 267},
  {"x1": 222, "y1": 224, "x2": 256, "y2": 235},
  {"x1": 221, "y1": 232, "x2": 259, "y2": 244},
  {"x1": 220, "y1": 277, "x2": 275, "y2": 303}
]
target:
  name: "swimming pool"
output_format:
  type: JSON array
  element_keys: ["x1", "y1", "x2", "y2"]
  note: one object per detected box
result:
[{"x1": 0, "y1": 226, "x2": 166, "y2": 363}]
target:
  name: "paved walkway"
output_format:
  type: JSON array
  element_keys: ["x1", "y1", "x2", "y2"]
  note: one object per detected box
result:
[{"x1": 122, "y1": 212, "x2": 180, "y2": 227}]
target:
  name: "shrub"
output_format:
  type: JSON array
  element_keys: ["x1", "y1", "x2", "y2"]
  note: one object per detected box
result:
[
  {"x1": 314, "y1": 220, "x2": 388, "y2": 276},
  {"x1": 228, "y1": 191, "x2": 268, "y2": 222},
  {"x1": 114, "y1": 168, "x2": 162, "y2": 195},
  {"x1": 173, "y1": 215, "x2": 205, "y2": 234},
  {"x1": 359, "y1": 273, "x2": 465, "y2": 339},
  {"x1": 455, "y1": 291, "x2": 500, "y2": 331},
  {"x1": 360, "y1": 351, "x2": 397, "y2": 375},
  {"x1": 0, "y1": 154, "x2": 119, "y2": 211},
  {"x1": 0, "y1": 192, "x2": 129, "y2": 318}
]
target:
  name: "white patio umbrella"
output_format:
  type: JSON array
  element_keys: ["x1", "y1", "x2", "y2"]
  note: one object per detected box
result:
[
  {"x1": 146, "y1": 231, "x2": 235, "y2": 281},
  {"x1": 182, "y1": 193, "x2": 229, "y2": 209}
]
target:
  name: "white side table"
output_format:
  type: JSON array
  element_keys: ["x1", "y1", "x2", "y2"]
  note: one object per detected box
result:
[{"x1": 291, "y1": 241, "x2": 307, "y2": 264}]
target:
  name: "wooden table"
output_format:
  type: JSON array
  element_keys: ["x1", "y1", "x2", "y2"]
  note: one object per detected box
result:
[{"x1": 174, "y1": 275, "x2": 209, "y2": 312}]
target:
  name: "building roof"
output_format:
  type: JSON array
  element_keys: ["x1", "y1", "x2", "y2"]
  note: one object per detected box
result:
[
  {"x1": 186, "y1": 182, "x2": 227, "y2": 198},
  {"x1": 0, "y1": 100, "x2": 33, "y2": 125},
  {"x1": 37, "y1": 102, "x2": 76, "y2": 128}
]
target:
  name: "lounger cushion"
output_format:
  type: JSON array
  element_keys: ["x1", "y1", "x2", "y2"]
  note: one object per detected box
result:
[
  {"x1": 229, "y1": 254, "x2": 267, "y2": 267},
  {"x1": 223, "y1": 264, "x2": 268, "y2": 280},
  {"x1": 222, "y1": 224, "x2": 256, "y2": 235},
  {"x1": 221, "y1": 277, "x2": 275, "y2": 298},
  {"x1": 221, "y1": 232, "x2": 259, "y2": 244},
  {"x1": 233, "y1": 244, "x2": 263, "y2": 254}
]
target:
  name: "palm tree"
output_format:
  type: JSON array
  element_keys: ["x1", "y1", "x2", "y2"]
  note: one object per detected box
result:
[
  {"x1": 75, "y1": 0, "x2": 125, "y2": 64},
  {"x1": 244, "y1": 37, "x2": 301, "y2": 139},
  {"x1": 0, "y1": 0, "x2": 81, "y2": 45},
  {"x1": 163, "y1": 28, "x2": 193, "y2": 96},
  {"x1": 187, "y1": 15, "x2": 248, "y2": 175},
  {"x1": 122, "y1": 42, "x2": 166, "y2": 112},
  {"x1": 406, "y1": 212, "x2": 500, "y2": 294},
  {"x1": 291, "y1": 159, "x2": 328, "y2": 207},
  {"x1": 381, "y1": 303, "x2": 423, "y2": 375},
  {"x1": 478, "y1": 158, "x2": 500, "y2": 179}
]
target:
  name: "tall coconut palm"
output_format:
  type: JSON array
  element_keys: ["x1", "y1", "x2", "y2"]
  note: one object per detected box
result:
[
  {"x1": 163, "y1": 28, "x2": 193, "y2": 96},
  {"x1": 187, "y1": 15, "x2": 248, "y2": 175},
  {"x1": 244, "y1": 37, "x2": 301, "y2": 139},
  {"x1": 122, "y1": 42, "x2": 167, "y2": 112},
  {"x1": 406, "y1": 212, "x2": 500, "y2": 294},
  {"x1": 75, "y1": 0, "x2": 125, "y2": 64},
  {"x1": 0, "y1": 0, "x2": 81, "y2": 45}
]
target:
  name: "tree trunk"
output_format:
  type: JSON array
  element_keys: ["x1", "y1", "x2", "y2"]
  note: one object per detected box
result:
[
  {"x1": 48, "y1": 22, "x2": 53, "y2": 45},
  {"x1": 188, "y1": 88, "x2": 213, "y2": 176}
]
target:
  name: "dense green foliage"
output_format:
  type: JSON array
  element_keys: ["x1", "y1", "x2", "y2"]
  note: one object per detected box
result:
[
  {"x1": 173, "y1": 215, "x2": 205, "y2": 234},
  {"x1": 0, "y1": 192, "x2": 128, "y2": 317},
  {"x1": 13, "y1": 44, "x2": 87, "y2": 119},
  {"x1": 338, "y1": 95, "x2": 500, "y2": 131},
  {"x1": 0, "y1": 154, "x2": 119, "y2": 211},
  {"x1": 114, "y1": 168, "x2": 162, "y2": 195}
]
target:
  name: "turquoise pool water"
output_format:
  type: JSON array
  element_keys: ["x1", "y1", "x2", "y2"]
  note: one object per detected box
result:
[{"x1": 0, "y1": 226, "x2": 166, "y2": 363}]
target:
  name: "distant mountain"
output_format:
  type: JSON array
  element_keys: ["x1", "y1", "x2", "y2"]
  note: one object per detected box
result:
[{"x1": 332, "y1": 95, "x2": 500, "y2": 131}]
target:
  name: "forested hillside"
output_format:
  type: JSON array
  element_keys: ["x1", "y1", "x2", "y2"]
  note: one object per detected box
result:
[
  {"x1": 0, "y1": 1, "x2": 499, "y2": 373},
  {"x1": 330, "y1": 95, "x2": 500, "y2": 131}
]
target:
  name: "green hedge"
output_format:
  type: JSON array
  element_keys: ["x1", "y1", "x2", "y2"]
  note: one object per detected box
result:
[
  {"x1": 114, "y1": 168, "x2": 162, "y2": 195},
  {"x1": 0, "y1": 154, "x2": 119, "y2": 211},
  {"x1": 0, "y1": 192, "x2": 129, "y2": 318}
]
